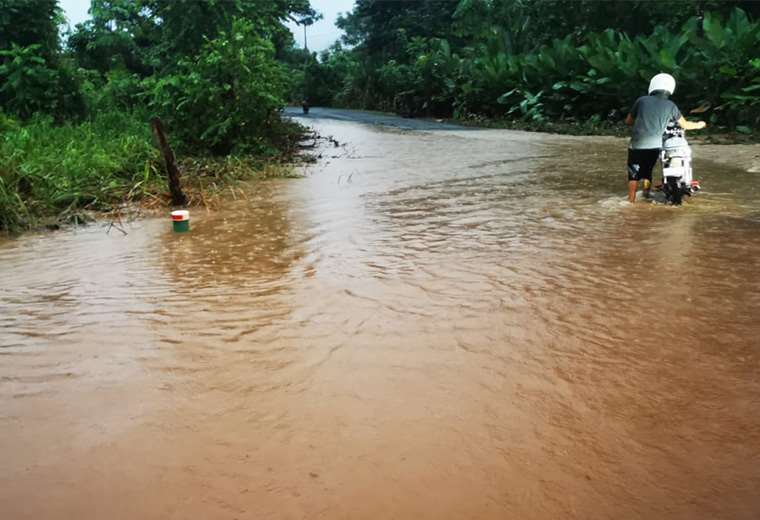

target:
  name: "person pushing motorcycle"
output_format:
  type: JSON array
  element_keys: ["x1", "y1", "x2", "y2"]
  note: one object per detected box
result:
[{"x1": 625, "y1": 73, "x2": 707, "y2": 203}]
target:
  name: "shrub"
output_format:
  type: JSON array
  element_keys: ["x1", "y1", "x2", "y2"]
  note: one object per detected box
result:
[
  {"x1": 0, "y1": 44, "x2": 86, "y2": 120},
  {"x1": 145, "y1": 18, "x2": 288, "y2": 156}
]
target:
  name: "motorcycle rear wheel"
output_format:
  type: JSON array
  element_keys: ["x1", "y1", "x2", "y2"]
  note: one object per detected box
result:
[{"x1": 664, "y1": 177, "x2": 683, "y2": 205}]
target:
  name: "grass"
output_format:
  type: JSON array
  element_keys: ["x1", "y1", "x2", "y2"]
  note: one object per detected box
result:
[
  {"x1": 0, "y1": 111, "x2": 306, "y2": 235},
  {"x1": 0, "y1": 110, "x2": 159, "y2": 232}
]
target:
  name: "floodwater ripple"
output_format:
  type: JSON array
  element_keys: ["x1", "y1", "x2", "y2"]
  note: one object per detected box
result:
[{"x1": 1, "y1": 113, "x2": 759, "y2": 520}]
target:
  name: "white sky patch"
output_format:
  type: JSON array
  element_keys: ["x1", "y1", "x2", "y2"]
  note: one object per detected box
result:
[
  {"x1": 287, "y1": 0, "x2": 355, "y2": 52},
  {"x1": 59, "y1": 0, "x2": 90, "y2": 27}
]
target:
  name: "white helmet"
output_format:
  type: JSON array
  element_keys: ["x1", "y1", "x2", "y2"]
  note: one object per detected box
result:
[{"x1": 648, "y1": 73, "x2": 676, "y2": 95}]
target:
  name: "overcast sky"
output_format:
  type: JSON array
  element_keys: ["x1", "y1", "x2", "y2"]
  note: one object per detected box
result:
[{"x1": 59, "y1": 0, "x2": 354, "y2": 52}]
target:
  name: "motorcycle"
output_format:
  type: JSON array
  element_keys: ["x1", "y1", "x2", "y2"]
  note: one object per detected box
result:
[{"x1": 659, "y1": 121, "x2": 700, "y2": 205}]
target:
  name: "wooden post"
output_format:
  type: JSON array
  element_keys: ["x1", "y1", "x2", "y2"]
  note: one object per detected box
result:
[{"x1": 150, "y1": 117, "x2": 188, "y2": 207}]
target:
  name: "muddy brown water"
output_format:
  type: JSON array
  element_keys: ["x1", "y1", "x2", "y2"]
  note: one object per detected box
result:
[{"x1": 2, "y1": 113, "x2": 759, "y2": 519}]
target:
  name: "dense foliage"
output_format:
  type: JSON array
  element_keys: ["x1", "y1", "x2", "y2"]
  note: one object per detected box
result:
[
  {"x1": 68, "y1": 0, "x2": 317, "y2": 152},
  {"x1": 1, "y1": 0, "x2": 317, "y2": 232},
  {"x1": 0, "y1": 0, "x2": 86, "y2": 118},
  {"x1": 145, "y1": 19, "x2": 289, "y2": 155},
  {"x1": 307, "y1": 0, "x2": 760, "y2": 130}
]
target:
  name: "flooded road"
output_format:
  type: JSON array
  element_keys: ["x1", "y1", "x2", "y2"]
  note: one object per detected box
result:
[{"x1": 2, "y1": 109, "x2": 759, "y2": 519}]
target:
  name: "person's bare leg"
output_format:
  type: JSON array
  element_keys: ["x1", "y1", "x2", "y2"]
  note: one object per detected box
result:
[{"x1": 628, "y1": 180, "x2": 638, "y2": 202}]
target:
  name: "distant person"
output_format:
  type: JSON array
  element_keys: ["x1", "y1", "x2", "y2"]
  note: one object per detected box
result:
[
  {"x1": 625, "y1": 73, "x2": 706, "y2": 203},
  {"x1": 302, "y1": 99, "x2": 310, "y2": 115}
]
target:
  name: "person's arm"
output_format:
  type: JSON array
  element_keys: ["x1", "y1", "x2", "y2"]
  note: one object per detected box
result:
[
  {"x1": 678, "y1": 116, "x2": 706, "y2": 131},
  {"x1": 626, "y1": 98, "x2": 640, "y2": 127}
]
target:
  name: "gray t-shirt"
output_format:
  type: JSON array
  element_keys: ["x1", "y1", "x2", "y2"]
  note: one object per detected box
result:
[{"x1": 629, "y1": 95, "x2": 682, "y2": 149}]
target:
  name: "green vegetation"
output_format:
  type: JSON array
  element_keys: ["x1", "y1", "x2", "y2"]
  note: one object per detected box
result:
[
  {"x1": 4, "y1": 0, "x2": 760, "y2": 233},
  {"x1": 0, "y1": 111, "x2": 156, "y2": 231},
  {"x1": 1, "y1": 0, "x2": 317, "y2": 234},
  {"x1": 144, "y1": 18, "x2": 290, "y2": 156},
  {"x1": 305, "y1": 0, "x2": 760, "y2": 131},
  {"x1": 0, "y1": 0, "x2": 85, "y2": 119}
]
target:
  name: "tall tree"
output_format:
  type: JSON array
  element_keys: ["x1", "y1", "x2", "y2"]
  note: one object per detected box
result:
[
  {"x1": 339, "y1": 0, "x2": 459, "y2": 56},
  {"x1": 70, "y1": 0, "x2": 319, "y2": 74},
  {"x1": 0, "y1": 0, "x2": 61, "y2": 58},
  {"x1": 0, "y1": 0, "x2": 85, "y2": 119}
]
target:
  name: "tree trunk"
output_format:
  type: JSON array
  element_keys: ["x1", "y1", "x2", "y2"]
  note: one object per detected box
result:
[{"x1": 150, "y1": 117, "x2": 188, "y2": 207}]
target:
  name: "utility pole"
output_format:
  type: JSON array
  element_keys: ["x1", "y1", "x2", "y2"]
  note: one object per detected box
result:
[{"x1": 302, "y1": 23, "x2": 309, "y2": 107}]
